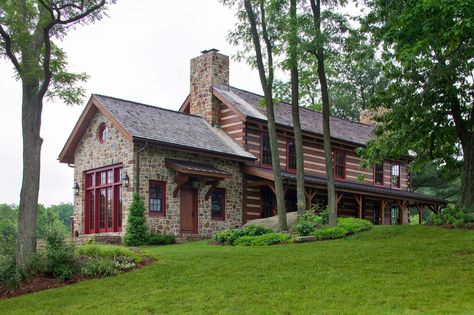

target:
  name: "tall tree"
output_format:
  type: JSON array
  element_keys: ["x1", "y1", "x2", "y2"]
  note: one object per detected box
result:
[
  {"x1": 307, "y1": 0, "x2": 338, "y2": 225},
  {"x1": 288, "y1": 0, "x2": 306, "y2": 216},
  {"x1": 0, "y1": 0, "x2": 114, "y2": 267},
  {"x1": 360, "y1": 0, "x2": 474, "y2": 213},
  {"x1": 225, "y1": 0, "x2": 288, "y2": 230}
]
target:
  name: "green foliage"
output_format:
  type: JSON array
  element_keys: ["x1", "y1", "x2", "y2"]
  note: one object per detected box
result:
[
  {"x1": 46, "y1": 203, "x2": 74, "y2": 232},
  {"x1": 294, "y1": 208, "x2": 324, "y2": 236},
  {"x1": 360, "y1": 0, "x2": 474, "y2": 211},
  {"x1": 43, "y1": 229, "x2": 77, "y2": 280},
  {"x1": 312, "y1": 226, "x2": 349, "y2": 240},
  {"x1": 427, "y1": 205, "x2": 473, "y2": 227},
  {"x1": 123, "y1": 193, "x2": 149, "y2": 246},
  {"x1": 411, "y1": 162, "x2": 461, "y2": 203},
  {"x1": 77, "y1": 244, "x2": 141, "y2": 263},
  {"x1": 311, "y1": 218, "x2": 373, "y2": 240},
  {"x1": 0, "y1": 254, "x2": 20, "y2": 289},
  {"x1": 213, "y1": 225, "x2": 274, "y2": 245},
  {"x1": 233, "y1": 233, "x2": 292, "y2": 246},
  {"x1": 409, "y1": 215, "x2": 419, "y2": 225},
  {"x1": 81, "y1": 258, "x2": 119, "y2": 278},
  {"x1": 0, "y1": 204, "x2": 18, "y2": 257},
  {"x1": 36, "y1": 204, "x2": 68, "y2": 240},
  {"x1": 147, "y1": 233, "x2": 176, "y2": 246}
]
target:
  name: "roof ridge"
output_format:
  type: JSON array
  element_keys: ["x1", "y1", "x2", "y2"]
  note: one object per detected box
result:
[
  {"x1": 218, "y1": 85, "x2": 374, "y2": 128},
  {"x1": 92, "y1": 93, "x2": 203, "y2": 119}
]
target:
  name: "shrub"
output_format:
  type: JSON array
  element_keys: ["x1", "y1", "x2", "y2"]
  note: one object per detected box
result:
[
  {"x1": 213, "y1": 225, "x2": 273, "y2": 245},
  {"x1": 234, "y1": 233, "x2": 292, "y2": 246},
  {"x1": 337, "y1": 218, "x2": 372, "y2": 234},
  {"x1": 81, "y1": 258, "x2": 118, "y2": 277},
  {"x1": 43, "y1": 229, "x2": 78, "y2": 280},
  {"x1": 0, "y1": 254, "x2": 20, "y2": 289},
  {"x1": 428, "y1": 205, "x2": 473, "y2": 227},
  {"x1": 123, "y1": 193, "x2": 149, "y2": 246},
  {"x1": 293, "y1": 209, "x2": 325, "y2": 236},
  {"x1": 147, "y1": 233, "x2": 176, "y2": 245},
  {"x1": 312, "y1": 226, "x2": 349, "y2": 240},
  {"x1": 77, "y1": 244, "x2": 141, "y2": 263}
]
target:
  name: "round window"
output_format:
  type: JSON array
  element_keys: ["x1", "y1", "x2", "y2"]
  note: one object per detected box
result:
[{"x1": 98, "y1": 123, "x2": 108, "y2": 144}]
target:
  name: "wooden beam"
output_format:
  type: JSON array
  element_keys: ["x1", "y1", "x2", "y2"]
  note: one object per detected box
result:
[
  {"x1": 205, "y1": 181, "x2": 220, "y2": 201},
  {"x1": 305, "y1": 188, "x2": 317, "y2": 210},
  {"x1": 416, "y1": 203, "x2": 424, "y2": 225},
  {"x1": 247, "y1": 180, "x2": 274, "y2": 188},
  {"x1": 173, "y1": 174, "x2": 189, "y2": 198}
]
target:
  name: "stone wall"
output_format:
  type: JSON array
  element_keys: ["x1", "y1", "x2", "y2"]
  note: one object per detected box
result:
[
  {"x1": 72, "y1": 109, "x2": 135, "y2": 237},
  {"x1": 136, "y1": 144, "x2": 243, "y2": 237},
  {"x1": 190, "y1": 49, "x2": 229, "y2": 126}
]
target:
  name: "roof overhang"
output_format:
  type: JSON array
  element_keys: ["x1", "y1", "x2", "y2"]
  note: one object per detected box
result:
[
  {"x1": 165, "y1": 159, "x2": 231, "y2": 179},
  {"x1": 242, "y1": 166, "x2": 447, "y2": 205}
]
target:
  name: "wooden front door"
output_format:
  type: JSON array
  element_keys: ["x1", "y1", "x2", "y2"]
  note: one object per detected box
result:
[{"x1": 180, "y1": 188, "x2": 198, "y2": 233}]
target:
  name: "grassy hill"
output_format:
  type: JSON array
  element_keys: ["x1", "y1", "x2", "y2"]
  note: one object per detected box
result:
[{"x1": 1, "y1": 225, "x2": 474, "y2": 314}]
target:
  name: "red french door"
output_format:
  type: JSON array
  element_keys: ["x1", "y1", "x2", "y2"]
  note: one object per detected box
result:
[{"x1": 84, "y1": 164, "x2": 123, "y2": 234}]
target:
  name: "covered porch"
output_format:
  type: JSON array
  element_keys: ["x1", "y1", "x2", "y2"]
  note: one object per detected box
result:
[{"x1": 242, "y1": 166, "x2": 446, "y2": 225}]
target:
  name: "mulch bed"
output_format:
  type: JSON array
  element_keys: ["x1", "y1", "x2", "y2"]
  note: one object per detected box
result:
[{"x1": 0, "y1": 255, "x2": 155, "y2": 300}]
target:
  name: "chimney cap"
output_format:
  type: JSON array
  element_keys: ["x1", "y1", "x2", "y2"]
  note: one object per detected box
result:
[{"x1": 201, "y1": 48, "x2": 220, "y2": 54}]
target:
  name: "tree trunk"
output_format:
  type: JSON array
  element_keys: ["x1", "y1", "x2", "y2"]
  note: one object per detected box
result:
[
  {"x1": 244, "y1": 0, "x2": 287, "y2": 231},
  {"x1": 16, "y1": 83, "x2": 43, "y2": 268},
  {"x1": 460, "y1": 136, "x2": 474, "y2": 213},
  {"x1": 310, "y1": 0, "x2": 337, "y2": 226},
  {"x1": 289, "y1": 0, "x2": 306, "y2": 216}
]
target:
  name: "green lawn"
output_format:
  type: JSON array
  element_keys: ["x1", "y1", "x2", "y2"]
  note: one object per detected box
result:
[{"x1": 1, "y1": 225, "x2": 474, "y2": 314}]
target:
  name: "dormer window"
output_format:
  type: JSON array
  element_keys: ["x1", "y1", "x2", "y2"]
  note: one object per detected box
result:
[{"x1": 98, "y1": 123, "x2": 108, "y2": 144}]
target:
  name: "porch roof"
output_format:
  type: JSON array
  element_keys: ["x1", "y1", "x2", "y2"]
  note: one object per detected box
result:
[
  {"x1": 165, "y1": 159, "x2": 230, "y2": 179},
  {"x1": 242, "y1": 166, "x2": 447, "y2": 205}
]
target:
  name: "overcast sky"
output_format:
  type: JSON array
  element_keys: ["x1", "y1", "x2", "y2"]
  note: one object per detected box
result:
[{"x1": 0, "y1": 0, "x2": 264, "y2": 206}]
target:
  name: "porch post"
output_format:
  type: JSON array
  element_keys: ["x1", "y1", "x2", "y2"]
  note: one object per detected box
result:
[
  {"x1": 417, "y1": 203, "x2": 424, "y2": 225},
  {"x1": 354, "y1": 194, "x2": 363, "y2": 219}
]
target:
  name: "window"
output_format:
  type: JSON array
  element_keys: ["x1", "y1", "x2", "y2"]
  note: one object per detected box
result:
[
  {"x1": 261, "y1": 133, "x2": 272, "y2": 166},
  {"x1": 149, "y1": 181, "x2": 166, "y2": 215},
  {"x1": 211, "y1": 188, "x2": 225, "y2": 220},
  {"x1": 98, "y1": 122, "x2": 108, "y2": 144},
  {"x1": 333, "y1": 150, "x2": 346, "y2": 179},
  {"x1": 84, "y1": 164, "x2": 123, "y2": 234},
  {"x1": 287, "y1": 139, "x2": 296, "y2": 171},
  {"x1": 374, "y1": 163, "x2": 384, "y2": 185},
  {"x1": 391, "y1": 163, "x2": 400, "y2": 188}
]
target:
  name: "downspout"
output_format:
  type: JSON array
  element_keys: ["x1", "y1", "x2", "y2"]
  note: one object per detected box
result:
[{"x1": 136, "y1": 143, "x2": 148, "y2": 193}]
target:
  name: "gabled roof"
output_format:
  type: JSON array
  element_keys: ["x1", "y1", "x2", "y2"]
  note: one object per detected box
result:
[
  {"x1": 213, "y1": 85, "x2": 375, "y2": 146},
  {"x1": 59, "y1": 94, "x2": 256, "y2": 164}
]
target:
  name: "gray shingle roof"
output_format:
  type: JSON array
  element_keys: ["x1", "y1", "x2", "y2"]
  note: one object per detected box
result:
[
  {"x1": 213, "y1": 85, "x2": 375, "y2": 146},
  {"x1": 93, "y1": 94, "x2": 255, "y2": 161}
]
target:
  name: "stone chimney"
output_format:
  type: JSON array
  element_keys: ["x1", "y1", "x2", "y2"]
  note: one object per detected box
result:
[
  {"x1": 190, "y1": 49, "x2": 229, "y2": 126},
  {"x1": 359, "y1": 107, "x2": 388, "y2": 124}
]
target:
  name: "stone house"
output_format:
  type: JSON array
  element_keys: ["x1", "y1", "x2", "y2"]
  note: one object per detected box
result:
[{"x1": 59, "y1": 49, "x2": 445, "y2": 240}]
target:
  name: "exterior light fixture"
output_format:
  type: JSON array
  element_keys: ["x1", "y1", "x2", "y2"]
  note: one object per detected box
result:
[
  {"x1": 73, "y1": 182, "x2": 80, "y2": 196},
  {"x1": 122, "y1": 172, "x2": 130, "y2": 188}
]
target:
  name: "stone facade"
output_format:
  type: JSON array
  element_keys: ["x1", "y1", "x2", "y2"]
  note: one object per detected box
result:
[
  {"x1": 190, "y1": 49, "x2": 229, "y2": 126},
  {"x1": 72, "y1": 110, "x2": 135, "y2": 238},
  {"x1": 137, "y1": 144, "x2": 243, "y2": 237},
  {"x1": 72, "y1": 109, "x2": 243, "y2": 239}
]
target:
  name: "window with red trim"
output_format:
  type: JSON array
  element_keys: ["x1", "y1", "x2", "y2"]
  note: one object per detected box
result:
[
  {"x1": 333, "y1": 150, "x2": 346, "y2": 179},
  {"x1": 374, "y1": 163, "x2": 384, "y2": 185},
  {"x1": 391, "y1": 163, "x2": 400, "y2": 188},
  {"x1": 84, "y1": 164, "x2": 123, "y2": 234},
  {"x1": 211, "y1": 188, "x2": 225, "y2": 220},
  {"x1": 149, "y1": 181, "x2": 166, "y2": 216},
  {"x1": 98, "y1": 122, "x2": 108, "y2": 144},
  {"x1": 261, "y1": 133, "x2": 272, "y2": 166},
  {"x1": 287, "y1": 139, "x2": 296, "y2": 172}
]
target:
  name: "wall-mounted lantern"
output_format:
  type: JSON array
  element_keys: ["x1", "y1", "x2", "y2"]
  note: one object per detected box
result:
[
  {"x1": 73, "y1": 182, "x2": 80, "y2": 196},
  {"x1": 122, "y1": 172, "x2": 130, "y2": 188}
]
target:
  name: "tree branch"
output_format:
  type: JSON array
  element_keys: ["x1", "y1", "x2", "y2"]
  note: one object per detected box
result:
[
  {"x1": 0, "y1": 24, "x2": 22, "y2": 73},
  {"x1": 57, "y1": 0, "x2": 106, "y2": 25}
]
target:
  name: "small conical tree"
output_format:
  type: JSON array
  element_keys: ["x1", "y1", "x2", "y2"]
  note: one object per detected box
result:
[{"x1": 123, "y1": 193, "x2": 149, "y2": 246}]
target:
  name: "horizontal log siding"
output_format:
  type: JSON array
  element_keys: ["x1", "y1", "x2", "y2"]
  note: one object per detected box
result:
[
  {"x1": 243, "y1": 122, "x2": 387, "y2": 188},
  {"x1": 243, "y1": 175, "x2": 264, "y2": 222},
  {"x1": 219, "y1": 103, "x2": 244, "y2": 144}
]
